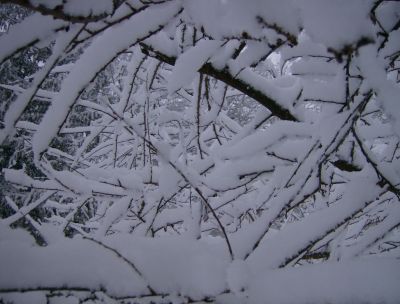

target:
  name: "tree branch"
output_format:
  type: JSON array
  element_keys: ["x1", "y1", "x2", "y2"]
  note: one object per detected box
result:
[
  {"x1": 0, "y1": 0, "x2": 119, "y2": 23},
  {"x1": 139, "y1": 43, "x2": 298, "y2": 121}
]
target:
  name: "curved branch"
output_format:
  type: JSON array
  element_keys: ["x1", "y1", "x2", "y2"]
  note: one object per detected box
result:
[{"x1": 139, "y1": 43, "x2": 298, "y2": 121}]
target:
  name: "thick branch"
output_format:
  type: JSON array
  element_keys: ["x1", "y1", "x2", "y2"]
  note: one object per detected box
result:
[{"x1": 140, "y1": 43, "x2": 298, "y2": 121}]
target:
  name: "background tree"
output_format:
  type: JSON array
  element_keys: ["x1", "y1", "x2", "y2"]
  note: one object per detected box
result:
[{"x1": 0, "y1": 1, "x2": 399, "y2": 303}]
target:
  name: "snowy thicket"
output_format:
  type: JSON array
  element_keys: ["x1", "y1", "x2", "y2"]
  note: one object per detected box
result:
[{"x1": 0, "y1": 1, "x2": 400, "y2": 303}]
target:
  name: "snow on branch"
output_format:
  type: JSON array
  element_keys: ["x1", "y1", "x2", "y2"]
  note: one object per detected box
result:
[{"x1": 0, "y1": 0, "x2": 399, "y2": 303}]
